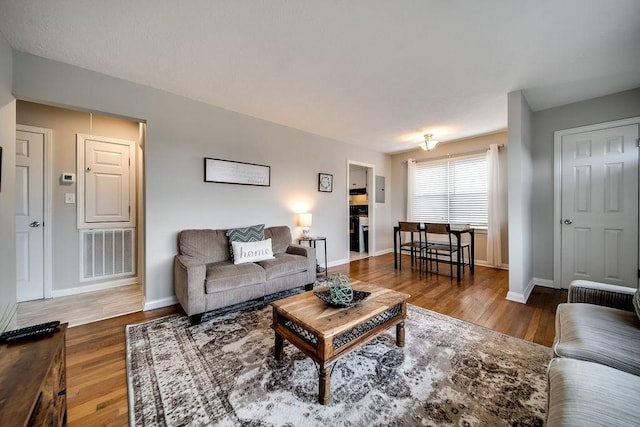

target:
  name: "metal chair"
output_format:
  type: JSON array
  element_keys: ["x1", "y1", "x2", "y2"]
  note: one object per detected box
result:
[
  {"x1": 398, "y1": 222, "x2": 425, "y2": 271},
  {"x1": 423, "y1": 223, "x2": 460, "y2": 279}
]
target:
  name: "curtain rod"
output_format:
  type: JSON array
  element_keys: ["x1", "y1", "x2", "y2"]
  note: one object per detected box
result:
[{"x1": 407, "y1": 144, "x2": 505, "y2": 164}]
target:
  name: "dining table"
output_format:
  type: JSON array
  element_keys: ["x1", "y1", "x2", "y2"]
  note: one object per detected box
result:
[{"x1": 393, "y1": 223, "x2": 475, "y2": 282}]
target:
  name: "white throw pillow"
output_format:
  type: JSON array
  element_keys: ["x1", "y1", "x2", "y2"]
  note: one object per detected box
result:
[{"x1": 232, "y1": 238, "x2": 275, "y2": 264}]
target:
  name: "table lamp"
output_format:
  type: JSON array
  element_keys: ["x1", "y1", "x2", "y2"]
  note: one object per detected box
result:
[{"x1": 298, "y1": 213, "x2": 312, "y2": 238}]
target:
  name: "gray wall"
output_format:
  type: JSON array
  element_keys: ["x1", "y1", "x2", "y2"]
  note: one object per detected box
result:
[
  {"x1": 12, "y1": 52, "x2": 392, "y2": 307},
  {"x1": 507, "y1": 91, "x2": 534, "y2": 302},
  {"x1": 389, "y1": 132, "x2": 510, "y2": 266},
  {"x1": 531, "y1": 88, "x2": 640, "y2": 281},
  {"x1": 0, "y1": 32, "x2": 16, "y2": 327},
  {"x1": 16, "y1": 101, "x2": 142, "y2": 292}
]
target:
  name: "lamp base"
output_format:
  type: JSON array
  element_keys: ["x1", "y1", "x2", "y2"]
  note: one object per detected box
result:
[{"x1": 302, "y1": 227, "x2": 310, "y2": 238}]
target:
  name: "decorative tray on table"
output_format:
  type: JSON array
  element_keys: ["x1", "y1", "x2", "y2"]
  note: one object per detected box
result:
[{"x1": 314, "y1": 289, "x2": 371, "y2": 308}]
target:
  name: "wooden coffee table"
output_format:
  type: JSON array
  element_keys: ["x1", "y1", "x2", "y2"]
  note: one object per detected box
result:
[{"x1": 270, "y1": 283, "x2": 410, "y2": 404}]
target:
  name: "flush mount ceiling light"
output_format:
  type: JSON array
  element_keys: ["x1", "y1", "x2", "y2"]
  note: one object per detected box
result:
[{"x1": 419, "y1": 134, "x2": 439, "y2": 151}]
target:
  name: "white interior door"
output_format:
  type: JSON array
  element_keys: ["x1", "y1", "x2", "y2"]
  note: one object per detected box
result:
[
  {"x1": 16, "y1": 130, "x2": 44, "y2": 301},
  {"x1": 560, "y1": 124, "x2": 639, "y2": 287},
  {"x1": 85, "y1": 138, "x2": 131, "y2": 223}
]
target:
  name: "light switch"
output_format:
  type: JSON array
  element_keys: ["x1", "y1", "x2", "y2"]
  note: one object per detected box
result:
[{"x1": 65, "y1": 193, "x2": 76, "y2": 204}]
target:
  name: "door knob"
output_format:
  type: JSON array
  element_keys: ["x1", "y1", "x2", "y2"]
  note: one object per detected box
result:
[
  {"x1": 30, "y1": 221, "x2": 41, "y2": 228},
  {"x1": 563, "y1": 219, "x2": 573, "y2": 225}
]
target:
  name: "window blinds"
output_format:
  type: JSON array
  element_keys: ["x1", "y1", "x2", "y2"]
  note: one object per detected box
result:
[{"x1": 412, "y1": 154, "x2": 488, "y2": 226}]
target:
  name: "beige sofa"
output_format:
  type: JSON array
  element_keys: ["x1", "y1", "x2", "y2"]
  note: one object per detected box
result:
[
  {"x1": 546, "y1": 280, "x2": 640, "y2": 426},
  {"x1": 174, "y1": 225, "x2": 316, "y2": 324}
]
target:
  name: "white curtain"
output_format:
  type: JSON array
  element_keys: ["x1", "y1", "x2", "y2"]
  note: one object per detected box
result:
[
  {"x1": 486, "y1": 144, "x2": 502, "y2": 267},
  {"x1": 406, "y1": 159, "x2": 416, "y2": 220}
]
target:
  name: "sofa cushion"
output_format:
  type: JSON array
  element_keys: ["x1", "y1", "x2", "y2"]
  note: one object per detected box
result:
[
  {"x1": 231, "y1": 239, "x2": 275, "y2": 264},
  {"x1": 226, "y1": 224, "x2": 265, "y2": 261},
  {"x1": 205, "y1": 261, "x2": 266, "y2": 293},
  {"x1": 264, "y1": 226, "x2": 292, "y2": 254},
  {"x1": 178, "y1": 229, "x2": 230, "y2": 263},
  {"x1": 546, "y1": 358, "x2": 640, "y2": 427},
  {"x1": 554, "y1": 303, "x2": 640, "y2": 376},
  {"x1": 257, "y1": 253, "x2": 310, "y2": 280}
]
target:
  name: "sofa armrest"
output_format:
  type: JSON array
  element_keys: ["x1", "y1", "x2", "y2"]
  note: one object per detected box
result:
[
  {"x1": 173, "y1": 255, "x2": 207, "y2": 316},
  {"x1": 568, "y1": 280, "x2": 636, "y2": 311},
  {"x1": 287, "y1": 244, "x2": 317, "y2": 284},
  {"x1": 286, "y1": 244, "x2": 315, "y2": 258}
]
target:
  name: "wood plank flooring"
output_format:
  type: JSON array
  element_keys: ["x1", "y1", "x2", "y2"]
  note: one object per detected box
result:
[
  {"x1": 63, "y1": 253, "x2": 566, "y2": 426},
  {"x1": 17, "y1": 283, "x2": 143, "y2": 328}
]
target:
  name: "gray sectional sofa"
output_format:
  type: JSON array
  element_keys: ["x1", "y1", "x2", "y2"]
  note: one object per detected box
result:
[
  {"x1": 173, "y1": 225, "x2": 316, "y2": 324},
  {"x1": 546, "y1": 280, "x2": 640, "y2": 426}
]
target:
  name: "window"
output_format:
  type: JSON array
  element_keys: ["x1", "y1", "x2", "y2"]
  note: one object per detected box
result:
[{"x1": 412, "y1": 154, "x2": 488, "y2": 227}]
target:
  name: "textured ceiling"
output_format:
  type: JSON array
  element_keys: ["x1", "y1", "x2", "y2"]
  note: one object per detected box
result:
[{"x1": 1, "y1": 0, "x2": 639, "y2": 153}]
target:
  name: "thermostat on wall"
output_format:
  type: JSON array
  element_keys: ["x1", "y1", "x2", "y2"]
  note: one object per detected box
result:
[{"x1": 61, "y1": 173, "x2": 76, "y2": 183}]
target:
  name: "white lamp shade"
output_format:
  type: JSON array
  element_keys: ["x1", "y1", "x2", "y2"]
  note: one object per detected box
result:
[{"x1": 298, "y1": 213, "x2": 312, "y2": 227}]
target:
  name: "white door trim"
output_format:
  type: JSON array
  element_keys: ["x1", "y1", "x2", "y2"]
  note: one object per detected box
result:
[
  {"x1": 347, "y1": 160, "x2": 376, "y2": 257},
  {"x1": 16, "y1": 124, "x2": 53, "y2": 298},
  {"x1": 553, "y1": 116, "x2": 640, "y2": 288},
  {"x1": 76, "y1": 133, "x2": 136, "y2": 229}
]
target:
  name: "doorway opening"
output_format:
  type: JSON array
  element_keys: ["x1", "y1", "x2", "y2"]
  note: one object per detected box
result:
[
  {"x1": 348, "y1": 161, "x2": 375, "y2": 261},
  {"x1": 15, "y1": 101, "x2": 146, "y2": 327}
]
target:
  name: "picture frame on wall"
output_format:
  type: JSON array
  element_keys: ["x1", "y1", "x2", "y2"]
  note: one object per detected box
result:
[
  {"x1": 204, "y1": 157, "x2": 271, "y2": 187},
  {"x1": 318, "y1": 173, "x2": 333, "y2": 192}
]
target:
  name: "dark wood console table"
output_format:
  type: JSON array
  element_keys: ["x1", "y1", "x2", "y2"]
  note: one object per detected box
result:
[{"x1": 0, "y1": 324, "x2": 68, "y2": 426}]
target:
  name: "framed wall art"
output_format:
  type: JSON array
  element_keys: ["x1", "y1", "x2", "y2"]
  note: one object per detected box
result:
[
  {"x1": 204, "y1": 158, "x2": 271, "y2": 187},
  {"x1": 318, "y1": 173, "x2": 333, "y2": 192}
]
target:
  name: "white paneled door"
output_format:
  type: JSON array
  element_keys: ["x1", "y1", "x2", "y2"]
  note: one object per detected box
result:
[
  {"x1": 560, "y1": 124, "x2": 639, "y2": 287},
  {"x1": 16, "y1": 130, "x2": 45, "y2": 301},
  {"x1": 84, "y1": 138, "x2": 132, "y2": 223}
]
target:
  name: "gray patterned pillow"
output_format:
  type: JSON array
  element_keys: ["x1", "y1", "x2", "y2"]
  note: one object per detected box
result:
[
  {"x1": 226, "y1": 224, "x2": 265, "y2": 261},
  {"x1": 633, "y1": 287, "x2": 640, "y2": 320}
]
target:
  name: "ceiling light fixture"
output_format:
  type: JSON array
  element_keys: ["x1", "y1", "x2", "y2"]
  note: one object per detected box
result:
[{"x1": 419, "y1": 134, "x2": 439, "y2": 151}]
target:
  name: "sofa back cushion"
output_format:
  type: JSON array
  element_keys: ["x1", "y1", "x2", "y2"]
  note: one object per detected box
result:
[
  {"x1": 265, "y1": 226, "x2": 292, "y2": 254},
  {"x1": 178, "y1": 229, "x2": 230, "y2": 263}
]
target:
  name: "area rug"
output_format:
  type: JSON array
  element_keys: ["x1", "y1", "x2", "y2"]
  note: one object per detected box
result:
[{"x1": 126, "y1": 301, "x2": 551, "y2": 426}]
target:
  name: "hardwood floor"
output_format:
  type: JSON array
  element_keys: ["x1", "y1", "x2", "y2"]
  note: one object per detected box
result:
[
  {"x1": 17, "y1": 283, "x2": 143, "y2": 328},
  {"x1": 63, "y1": 253, "x2": 566, "y2": 426}
]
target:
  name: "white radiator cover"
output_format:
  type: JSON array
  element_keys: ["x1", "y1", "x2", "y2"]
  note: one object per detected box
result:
[{"x1": 80, "y1": 228, "x2": 135, "y2": 281}]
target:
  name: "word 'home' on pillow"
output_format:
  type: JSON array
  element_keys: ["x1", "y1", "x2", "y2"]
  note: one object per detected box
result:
[{"x1": 232, "y1": 239, "x2": 275, "y2": 264}]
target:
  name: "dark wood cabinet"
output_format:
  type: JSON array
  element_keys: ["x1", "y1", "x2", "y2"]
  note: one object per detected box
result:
[{"x1": 0, "y1": 324, "x2": 67, "y2": 426}]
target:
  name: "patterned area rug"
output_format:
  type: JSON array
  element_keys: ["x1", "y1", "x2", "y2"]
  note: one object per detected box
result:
[{"x1": 126, "y1": 300, "x2": 551, "y2": 426}]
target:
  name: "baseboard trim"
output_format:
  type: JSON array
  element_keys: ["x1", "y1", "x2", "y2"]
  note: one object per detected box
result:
[
  {"x1": 506, "y1": 279, "x2": 535, "y2": 304},
  {"x1": 533, "y1": 277, "x2": 558, "y2": 289},
  {"x1": 144, "y1": 296, "x2": 179, "y2": 311},
  {"x1": 51, "y1": 277, "x2": 138, "y2": 298},
  {"x1": 328, "y1": 258, "x2": 351, "y2": 268},
  {"x1": 374, "y1": 248, "x2": 393, "y2": 256},
  {"x1": 506, "y1": 291, "x2": 526, "y2": 303},
  {"x1": 474, "y1": 260, "x2": 509, "y2": 270}
]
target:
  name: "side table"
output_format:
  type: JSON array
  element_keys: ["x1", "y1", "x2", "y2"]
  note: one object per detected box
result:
[{"x1": 298, "y1": 236, "x2": 327, "y2": 278}]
